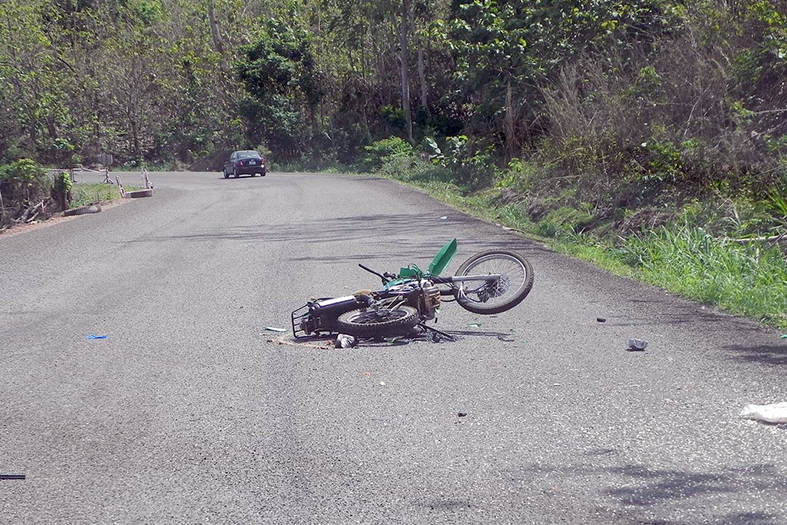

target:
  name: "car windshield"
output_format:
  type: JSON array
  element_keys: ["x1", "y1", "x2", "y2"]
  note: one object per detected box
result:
[{"x1": 237, "y1": 151, "x2": 261, "y2": 159}]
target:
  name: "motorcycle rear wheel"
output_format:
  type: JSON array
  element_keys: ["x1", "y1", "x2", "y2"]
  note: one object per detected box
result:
[
  {"x1": 454, "y1": 250, "x2": 534, "y2": 314},
  {"x1": 336, "y1": 306, "x2": 419, "y2": 338}
]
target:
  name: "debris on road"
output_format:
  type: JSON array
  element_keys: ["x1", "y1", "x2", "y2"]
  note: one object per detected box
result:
[
  {"x1": 263, "y1": 326, "x2": 287, "y2": 332},
  {"x1": 86, "y1": 334, "x2": 108, "y2": 340},
  {"x1": 335, "y1": 334, "x2": 357, "y2": 348},
  {"x1": 740, "y1": 402, "x2": 787, "y2": 424},
  {"x1": 597, "y1": 317, "x2": 606, "y2": 323},
  {"x1": 0, "y1": 474, "x2": 25, "y2": 480},
  {"x1": 627, "y1": 338, "x2": 648, "y2": 351}
]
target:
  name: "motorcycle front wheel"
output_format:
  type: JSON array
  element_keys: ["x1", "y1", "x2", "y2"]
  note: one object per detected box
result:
[
  {"x1": 336, "y1": 306, "x2": 419, "y2": 338},
  {"x1": 454, "y1": 250, "x2": 534, "y2": 314}
]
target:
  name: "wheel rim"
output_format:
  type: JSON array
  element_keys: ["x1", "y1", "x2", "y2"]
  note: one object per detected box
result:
[
  {"x1": 346, "y1": 308, "x2": 411, "y2": 325},
  {"x1": 457, "y1": 254, "x2": 527, "y2": 307}
]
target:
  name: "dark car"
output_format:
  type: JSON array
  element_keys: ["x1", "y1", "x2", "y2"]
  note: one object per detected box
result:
[{"x1": 223, "y1": 150, "x2": 266, "y2": 178}]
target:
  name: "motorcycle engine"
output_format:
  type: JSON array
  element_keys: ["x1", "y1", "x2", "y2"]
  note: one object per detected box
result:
[{"x1": 420, "y1": 280, "x2": 441, "y2": 320}]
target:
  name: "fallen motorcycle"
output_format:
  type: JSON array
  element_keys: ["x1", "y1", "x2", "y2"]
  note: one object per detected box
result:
[{"x1": 291, "y1": 239, "x2": 534, "y2": 340}]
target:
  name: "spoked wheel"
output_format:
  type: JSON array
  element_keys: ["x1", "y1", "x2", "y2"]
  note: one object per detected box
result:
[
  {"x1": 454, "y1": 250, "x2": 534, "y2": 314},
  {"x1": 336, "y1": 306, "x2": 419, "y2": 338}
]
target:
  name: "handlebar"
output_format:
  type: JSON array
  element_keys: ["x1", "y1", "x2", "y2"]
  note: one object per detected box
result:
[{"x1": 359, "y1": 263, "x2": 391, "y2": 284}]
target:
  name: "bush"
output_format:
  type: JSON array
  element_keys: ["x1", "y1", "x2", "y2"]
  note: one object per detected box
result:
[
  {"x1": 0, "y1": 158, "x2": 50, "y2": 204},
  {"x1": 362, "y1": 136, "x2": 413, "y2": 172}
]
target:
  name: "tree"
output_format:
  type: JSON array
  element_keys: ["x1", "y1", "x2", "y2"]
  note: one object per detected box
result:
[{"x1": 237, "y1": 18, "x2": 324, "y2": 160}]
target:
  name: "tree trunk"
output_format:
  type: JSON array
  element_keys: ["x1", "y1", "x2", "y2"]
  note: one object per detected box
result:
[
  {"x1": 207, "y1": 1, "x2": 224, "y2": 55},
  {"x1": 417, "y1": 46, "x2": 427, "y2": 113},
  {"x1": 505, "y1": 80, "x2": 516, "y2": 163},
  {"x1": 399, "y1": 0, "x2": 413, "y2": 143}
]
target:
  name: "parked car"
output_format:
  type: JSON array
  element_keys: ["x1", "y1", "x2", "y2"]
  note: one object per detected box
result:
[{"x1": 223, "y1": 150, "x2": 266, "y2": 178}]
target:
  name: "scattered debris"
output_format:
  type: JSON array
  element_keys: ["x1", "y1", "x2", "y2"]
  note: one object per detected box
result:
[
  {"x1": 597, "y1": 317, "x2": 606, "y2": 323},
  {"x1": 497, "y1": 335, "x2": 515, "y2": 342},
  {"x1": 86, "y1": 335, "x2": 108, "y2": 340},
  {"x1": 468, "y1": 322, "x2": 482, "y2": 328},
  {"x1": 440, "y1": 216, "x2": 448, "y2": 220},
  {"x1": 0, "y1": 474, "x2": 25, "y2": 480},
  {"x1": 458, "y1": 412, "x2": 467, "y2": 417},
  {"x1": 263, "y1": 327, "x2": 287, "y2": 332},
  {"x1": 781, "y1": 334, "x2": 787, "y2": 339},
  {"x1": 740, "y1": 402, "x2": 787, "y2": 424},
  {"x1": 335, "y1": 334, "x2": 357, "y2": 348},
  {"x1": 627, "y1": 339, "x2": 648, "y2": 351}
]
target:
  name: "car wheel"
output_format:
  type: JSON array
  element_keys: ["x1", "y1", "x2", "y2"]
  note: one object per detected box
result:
[
  {"x1": 261, "y1": 169, "x2": 266, "y2": 177},
  {"x1": 223, "y1": 169, "x2": 229, "y2": 179},
  {"x1": 233, "y1": 168, "x2": 239, "y2": 178}
]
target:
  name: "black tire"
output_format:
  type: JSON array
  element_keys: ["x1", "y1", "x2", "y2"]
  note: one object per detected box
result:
[
  {"x1": 223, "y1": 169, "x2": 229, "y2": 179},
  {"x1": 261, "y1": 169, "x2": 266, "y2": 177},
  {"x1": 454, "y1": 250, "x2": 534, "y2": 314},
  {"x1": 336, "y1": 306, "x2": 419, "y2": 338},
  {"x1": 233, "y1": 168, "x2": 239, "y2": 178}
]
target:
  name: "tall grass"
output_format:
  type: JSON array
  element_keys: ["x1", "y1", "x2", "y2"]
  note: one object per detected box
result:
[{"x1": 618, "y1": 225, "x2": 787, "y2": 327}]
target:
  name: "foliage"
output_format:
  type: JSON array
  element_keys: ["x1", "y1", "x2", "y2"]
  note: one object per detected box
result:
[
  {"x1": 0, "y1": 159, "x2": 52, "y2": 224},
  {"x1": 362, "y1": 136, "x2": 414, "y2": 171},
  {"x1": 237, "y1": 18, "x2": 324, "y2": 162}
]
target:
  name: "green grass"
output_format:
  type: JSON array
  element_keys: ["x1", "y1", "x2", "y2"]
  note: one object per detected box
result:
[
  {"x1": 70, "y1": 183, "x2": 139, "y2": 208},
  {"x1": 618, "y1": 226, "x2": 787, "y2": 327}
]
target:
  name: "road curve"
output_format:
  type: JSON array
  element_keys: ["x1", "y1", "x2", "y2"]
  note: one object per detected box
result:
[{"x1": 1, "y1": 171, "x2": 785, "y2": 524}]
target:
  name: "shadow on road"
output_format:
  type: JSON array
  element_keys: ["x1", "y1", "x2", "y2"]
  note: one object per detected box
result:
[{"x1": 724, "y1": 343, "x2": 787, "y2": 367}]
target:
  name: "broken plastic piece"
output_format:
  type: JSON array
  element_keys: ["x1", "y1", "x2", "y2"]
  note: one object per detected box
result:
[
  {"x1": 263, "y1": 327, "x2": 287, "y2": 332},
  {"x1": 86, "y1": 335, "x2": 108, "y2": 340},
  {"x1": 335, "y1": 334, "x2": 357, "y2": 348},
  {"x1": 0, "y1": 474, "x2": 25, "y2": 480},
  {"x1": 740, "y1": 402, "x2": 787, "y2": 424},
  {"x1": 627, "y1": 339, "x2": 648, "y2": 351}
]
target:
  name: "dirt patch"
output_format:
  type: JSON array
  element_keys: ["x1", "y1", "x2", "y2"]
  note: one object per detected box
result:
[{"x1": 0, "y1": 199, "x2": 133, "y2": 238}]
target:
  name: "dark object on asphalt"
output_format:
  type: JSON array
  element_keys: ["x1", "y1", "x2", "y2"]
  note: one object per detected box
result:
[
  {"x1": 223, "y1": 150, "x2": 266, "y2": 178},
  {"x1": 0, "y1": 474, "x2": 26, "y2": 480},
  {"x1": 597, "y1": 317, "x2": 606, "y2": 323},
  {"x1": 63, "y1": 204, "x2": 101, "y2": 216},
  {"x1": 627, "y1": 338, "x2": 648, "y2": 351},
  {"x1": 458, "y1": 412, "x2": 467, "y2": 417}
]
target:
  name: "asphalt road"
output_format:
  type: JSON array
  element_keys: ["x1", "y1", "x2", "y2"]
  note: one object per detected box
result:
[{"x1": 1, "y1": 171, "x2": 785, "y2": 524}]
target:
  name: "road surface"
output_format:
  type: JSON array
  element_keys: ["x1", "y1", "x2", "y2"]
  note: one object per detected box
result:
[{"x1": 1, "y1": 171, "x2": 785, "y2": 524}]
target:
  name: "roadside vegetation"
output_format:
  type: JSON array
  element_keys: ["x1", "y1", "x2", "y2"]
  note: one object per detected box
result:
[{"x1": 0, "y1": 0, "x2": 784, "y2": 327}]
